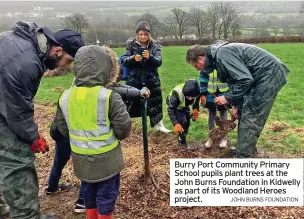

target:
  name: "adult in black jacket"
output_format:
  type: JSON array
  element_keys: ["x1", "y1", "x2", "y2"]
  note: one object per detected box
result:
[
  {"x1": 121, "y1": 21, "x2": 170, "y2": 133},
  {"x1": 0, "y1": 21, "x2": 84, "y2": 219}
]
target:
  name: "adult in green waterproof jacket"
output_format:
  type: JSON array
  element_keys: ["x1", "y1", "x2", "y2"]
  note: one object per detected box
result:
[{"x1": 186, "y1": 40, "x2": 290, "y2": 158}]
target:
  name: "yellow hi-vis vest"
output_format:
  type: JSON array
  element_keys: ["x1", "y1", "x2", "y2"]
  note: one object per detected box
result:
[
  {"x1": 168, "y1": 83, "x2": 197, "y2": 109},
  {"x1": 207, "y1": 70, "x2": 229, "y2": 93},
  {"x1": 59, "y1": 86, "x2": 119, "y2": 155}
]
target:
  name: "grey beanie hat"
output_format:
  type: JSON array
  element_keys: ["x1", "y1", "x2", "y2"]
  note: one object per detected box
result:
[{"x1": 135, "y1": 21, "x2": 151, "y2": 33}]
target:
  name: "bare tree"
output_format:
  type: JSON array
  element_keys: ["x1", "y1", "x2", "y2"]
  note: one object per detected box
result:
[
  {"x1": 221, "y1": 2, "x2": 240, "y2": 39},
  {"x1": 282, "y1": 22, "x2": 291, "y2": 36},
  {"x1": 257, "y1": 28, "x2": 271, "y2": 37},
  {"x1": 62, "y1": 13, "x2": 89, "y2": 34},
  {"x1": 218, "y1": 17, "x2": 224, "y2": 39},
  {"x1": 271, "y1": 26, "x2": 280, "y2": 36},
  {"x1": 157, "y1": 23, "x2": 172, "y2": 40},
  {"x1": 170, "y1": 8, "x2": 189, "y2": 39},
  {"x1": 207, "y1": 2, "x2": 222, "y2": 39},
  {"x1": 295, "y1": 23, "x2": 304, "y2": 35},
  {"x1": 164, "y1": 14, "x2": 179, "y2": 39},
  {"x1": 267, "y1": 16, "x2": 281, "y2": 36},
  {"x1": 231, "y1": 23, "x2": 242, "y2": 38},
  {"x1": 137, "y1": 13, "x2": 161, "y2": 38},
  {"x1": 188, "y1": 8, "x2": 210, "y2": 40}
]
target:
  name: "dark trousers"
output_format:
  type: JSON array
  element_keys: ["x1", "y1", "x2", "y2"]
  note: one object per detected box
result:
[
  {"x1": 48, "y1": 141, "x2": 85, "y2": 199},
  {"x1": 236, "y1": 88, "x2": 278, "y2": 158},
  {"x1": 83, "y1": 174, "x2": 120, "y2": 215},
  {"x1": 176, "y1": 109, "x2": 190, "y2": 134}
]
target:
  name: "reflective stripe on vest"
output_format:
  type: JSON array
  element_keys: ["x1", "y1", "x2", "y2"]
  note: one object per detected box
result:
[
  {"x1": 168, "y1": 83, "x2": 197, "y2": 109},
  {"x1": 207, "y1": 70, "x2": 229, "y2": 93},
  {"x1": 59, "y1": 86, "x2": 119, "y2": 155}
]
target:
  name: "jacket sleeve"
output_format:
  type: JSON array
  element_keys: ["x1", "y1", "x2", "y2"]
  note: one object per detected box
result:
[
  {"x1": 217, "y1": 48, "x2": 254, "y2": 106},
  {"x1": 0, "y1": 58, "x2": 42, "y2": 143},
  {"x1": 109, "y1": 91, "x2": 132, "y2": 140},
  {"x1": 49, "y1": 121, "x2": 70, "y2": 143},
  {"x1": 107, "y1": 84, "x2": 140, "y2": 102},
  {"x1": 199, "y1": 70, "x2": 209, "y2": 96},
  {"x1": 147, "y1": 44, "x2": 162, "y2": 68},
  {"x1": 121, "y1": 43, "x2": 137, "y2": 68},
  {"x1": 167, "y1": 91, "x2": 180, "y2": 126},
  {"x1": 53, "y1": 101, "x2": 69, "y2": 139}
]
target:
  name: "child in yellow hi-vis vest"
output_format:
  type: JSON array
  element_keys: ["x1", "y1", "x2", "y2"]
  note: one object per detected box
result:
[
  {"x1": 199, "y1": 69, "x2": 230, "y2": 148},
  {"x1": 166, "y1": 79, "x2": 201, "y2": 147},
  {"x1": 53, "y1": 45, "x2": 132, "y2": 219}
]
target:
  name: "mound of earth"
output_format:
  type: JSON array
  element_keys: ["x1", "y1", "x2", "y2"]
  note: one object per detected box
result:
[{"x1": 34, "y1": 104, "x2": 303, "y2": 219}]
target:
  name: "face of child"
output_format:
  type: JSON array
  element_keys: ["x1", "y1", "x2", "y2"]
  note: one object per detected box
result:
[{"x1": 186, "y1": 96, "x2": 195, "y2": 100}]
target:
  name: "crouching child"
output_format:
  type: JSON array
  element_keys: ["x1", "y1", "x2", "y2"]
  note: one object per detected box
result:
[
  {"x1": 166, "y1": 79, "x2": 200, "y2": 147},
  {"x1": 53, "y1": 45, "x2": 132, "y2": 219}
]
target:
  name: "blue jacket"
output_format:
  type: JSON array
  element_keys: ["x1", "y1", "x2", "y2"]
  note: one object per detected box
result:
[
  {"x1": 0, "y1": 21, "x2": 47, "y2": 143},
  {"x1": 119, "y1": 55, "x2": 129, "y2": 80}
]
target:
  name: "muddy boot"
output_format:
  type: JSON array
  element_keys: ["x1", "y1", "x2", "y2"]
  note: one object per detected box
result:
[
  {"x1": 0, "y1": 193, "x2": 9, "y2": 218},
  {"x1": 204, "y1": 130, "x2": 213, "y2": 148},
  {"x1": 219, "y1": 135, "x2": 228, "y2": 148},
  {"x1": 230, "y1": 146, "x2": 237, "y2": 156},
  {"x1": 0, "y1": 205, "x2": 10, "y2": 218},
  {"x1": 178, "y1": 133, "x2": 187, "y2": 147},
  {"x1": 45, "y1": 183, "x2": 73, "y2": 195},
  {"x1": 204, "y1": 137, "x2": 213, "y2": 148},
  {"x1": 40, "y1": 214, "x2": 58, "y2": 219}
]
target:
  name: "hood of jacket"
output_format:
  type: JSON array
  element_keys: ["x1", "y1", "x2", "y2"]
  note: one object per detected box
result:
[
  {"x1": 210, "y1": 40, "x2": 229, "y2": 58},
  {"x1": 202, "y1": 40, "x2": 229, "y2": 74},
  {"x1": 182, "y1": 79, "x2": 200, "y2": 97},
  {"x1": 74, "y1": 45, "x2": 119, "y2": 87},
  {"x1": 12, "y1": 21, "x2": 47, "y2": 59}
]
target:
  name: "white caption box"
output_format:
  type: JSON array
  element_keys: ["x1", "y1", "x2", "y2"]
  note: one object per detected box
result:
[{"x1": 170, "y1": 158, "x2": 304, "y2": 206}]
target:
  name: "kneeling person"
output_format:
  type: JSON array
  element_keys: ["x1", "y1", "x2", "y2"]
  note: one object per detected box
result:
[{"x1": 167, "y1": 80, "x2": 200, "y2": 147}]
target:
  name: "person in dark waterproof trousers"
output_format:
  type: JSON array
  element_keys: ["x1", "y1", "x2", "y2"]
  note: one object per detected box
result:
[
  {"x1": 167, "y1": 79, "x2": 201, "y2": 147},
  {"x1": 0, "y1": 21, "x2": 85, "y2": 219},
  {"x1": 121, "y1": 21, "x2": 171, "y2": 133},
  {"x1": 186, "y1": 40, "x2": 290, "y2": 158}
]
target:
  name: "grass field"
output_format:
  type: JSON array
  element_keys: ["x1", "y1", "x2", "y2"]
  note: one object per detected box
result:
[{"x1": 35, "y1": 43, "x2": 304, "y2": 155}]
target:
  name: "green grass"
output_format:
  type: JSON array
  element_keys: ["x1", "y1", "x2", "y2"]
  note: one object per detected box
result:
[
  {"x1": 35, "y1": 43, "x2": 304, "y2": 154},
  {"x1": 35, "y1": 73, "x2": 75, "y2": 103}
]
